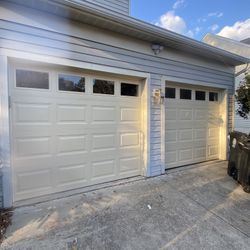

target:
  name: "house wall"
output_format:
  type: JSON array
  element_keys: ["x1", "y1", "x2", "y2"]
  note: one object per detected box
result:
[
  {"x1": 0, "y1": 2, "x2": 236, "y2": 206},
  {"x1": 79, "y1": 0, "x2": 130, "y2": 15},
  {"x1": 234, "y1": 68, "x2": 250, "y2": 133},
  {"x1": 203, "y1": 34, "x2": 250, "y2": 133}
]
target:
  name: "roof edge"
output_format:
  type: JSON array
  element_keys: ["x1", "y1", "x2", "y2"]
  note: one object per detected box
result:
[
  {"x1": 15, "y1": 0, "x2": 250, "y2": 66},
  {"x1": 203, "y1": 33, "x2": 250, "y2": 49},
  {"x1": 58, "y1": 0, "x2": 249, "y2": 65}
]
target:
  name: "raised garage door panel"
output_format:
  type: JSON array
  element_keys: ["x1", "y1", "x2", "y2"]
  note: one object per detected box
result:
[
  {"x1": 11, "y1": 67, "x2": 142, "y2": 202},
  {"x1": 165, "y1": 85, "x2": 221, "y2": 169}
]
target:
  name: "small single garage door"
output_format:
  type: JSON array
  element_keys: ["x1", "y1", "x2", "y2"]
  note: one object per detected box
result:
[
  {"x1": 10, "y1": 65, "x2": 142, "y2": 202},
  {"x1": 165, "y1": 83, "x2": 221, "y2": 169}
]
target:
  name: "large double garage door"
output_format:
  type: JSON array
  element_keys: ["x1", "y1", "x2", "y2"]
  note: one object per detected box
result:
[
  {"x1": 10, "y1": 64, "x2": 142, "y2": 202},
  {"x1": 165, "y1": 83, "x2": 221, "y2": 169}
]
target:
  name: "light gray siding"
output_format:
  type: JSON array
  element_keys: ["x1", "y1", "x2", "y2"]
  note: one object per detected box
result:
[
  {"x1": 203, "y1": 34, "x2": 250, "y2": 133},
  {"x1": 80, "y1": 0, "x2": 130, "y2": 15},
  {"x1": 0, "y1": 2, "x2": 235, "y2": 176},
  {"x1": 228, "y1": 94, "x2": 235, "y2": 133},
  {"x1": 0, "y1": 21, "x2": 234, "y2": 87},
  {"x1": 234, "y1": 71, "x2": 250, "y2": 133}
]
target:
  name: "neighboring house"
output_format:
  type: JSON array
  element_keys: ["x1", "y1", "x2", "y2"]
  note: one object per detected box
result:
[
  {"x1": 0, "y1": 0, "x2": 248, "y2": 208},
  {"x1": 203, "y1": 33, "x2": 250, "y2": 133}
]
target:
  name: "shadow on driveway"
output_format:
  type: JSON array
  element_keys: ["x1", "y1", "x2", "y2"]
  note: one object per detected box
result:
[{"x1": 2, "y1": 160, "x2": 250, "y2": 250}]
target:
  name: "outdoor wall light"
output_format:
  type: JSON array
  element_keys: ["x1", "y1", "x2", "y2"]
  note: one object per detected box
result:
[
  {"x1": 152, "y1": 88, "x2": 164, "y2": 105},
  {"x1": 151, "y1": 43, "x2": 164, "y2": 55}
]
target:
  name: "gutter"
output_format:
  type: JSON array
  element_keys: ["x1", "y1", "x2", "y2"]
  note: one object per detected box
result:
[{"x1": 235, "y1": 63, "x2": 250, "y2": 77}]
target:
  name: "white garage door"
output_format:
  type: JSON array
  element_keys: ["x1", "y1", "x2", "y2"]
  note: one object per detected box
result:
[
  {"x1": 165, "y1": 83, "x2": 221, "y2": 169},
  {"x1": 10, "y1": 65, "x2": 142, "y2": 202}
]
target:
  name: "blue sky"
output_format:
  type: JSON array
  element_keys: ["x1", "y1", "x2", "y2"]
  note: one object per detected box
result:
[{"x1": 131, "y1": 0, "x2": 250, "y2": 41}]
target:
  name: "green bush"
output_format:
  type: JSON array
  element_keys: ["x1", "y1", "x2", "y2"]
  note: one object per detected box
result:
[{"x1": 235, "y1": 74, "x2": 250, "y2": 119}]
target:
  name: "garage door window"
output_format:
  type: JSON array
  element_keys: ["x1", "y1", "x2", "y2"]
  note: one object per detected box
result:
[
  {"x1": 195, "y1": 91, "x2": 206, "y2": 101},
  {"x1": 165, "y1": 87, "x2": 176, "y2": 99},
  {"x1": 209, "y1": 92, "x2": 218, "y2": 101},
  {"x1": 16, "y1": 69, "x2": 49, "y2": 89},
  {"x1": 180, "y1": 89, "x2": 192, "y2": 100},
  {"x1": 121, "y1": 83, "x2": 138, "y2": 96},
  {"x1": 93, "y1": 79, "x2": 114, "y2": 95},
  {"x1": 59, "y1": 74, "x2": 85, "y2": 92}
]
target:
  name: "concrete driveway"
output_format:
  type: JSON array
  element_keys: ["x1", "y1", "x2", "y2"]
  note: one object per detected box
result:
[{"x1": 2, "y1": 161, "x2": 250, "y2": 250}]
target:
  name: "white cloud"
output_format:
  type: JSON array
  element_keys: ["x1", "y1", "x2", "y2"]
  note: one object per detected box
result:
[
  {"x1": 155, "y1": 10, "x2": 194, "y2": 38},
  {"x1": 198, "y1": 12, "x2": 223, "y2": 23},
  {"x1": 186, "y1": 30, "x2": 194, "y2": 38},
  {"x1": 198, "y1": 17, "x2": 207, "y2": 23},
  {"x1": 194, "y1": 27, "x2": 202, "y2": 34},
  {"x1": 211, "y1": 24, "x2": 219, "y2": 32},
  {"x1": 217, "y1": 18, "x2": 250, "y2": 41},
  {"x1": 208, "y1": 12, "x2": 223, "y2": 18},
  {"x1": 173, "y1": 0, "x2": 185, "y2": 10},
  {"x1": 156, "y1": 11, "x2": 187, "y2": 34}
]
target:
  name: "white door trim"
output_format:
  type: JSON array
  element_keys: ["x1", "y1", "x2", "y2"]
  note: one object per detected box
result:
[
  {"x1": 219, "y1": 89, "x2": 228, "y2": 161},
  {"x1": 160, "y1": 77, "x2": 166, "y2": 174},
  {"x1": 0, "y1": 55, "x2": 12, "y2": 208},
  {"x1": 1, "y1": 48, "x2": 150, "y2": 79},
  {"x1": 161, "y1": 75, "x2": 228, "y2": 90}
]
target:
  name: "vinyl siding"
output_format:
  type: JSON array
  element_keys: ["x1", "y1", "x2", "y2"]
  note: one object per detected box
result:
[
  {"x1": 228, "y1": 94, "x2": 235, "y2": 133},
  {"x1": 235, "y1": 116, "x2": 250, "y2": 133},
  {"x1": 234, "y1": 71, "x2": 250, "y2": 133},
  {"x1": 80, "y1": 0, "x2": 130, "y2": 15},
  {"x1": 203, "y1": 34, "x2": 250, "y2": 134},
  {"x1": 0, "y1": 2, "x2": 235, "y2": 176}
]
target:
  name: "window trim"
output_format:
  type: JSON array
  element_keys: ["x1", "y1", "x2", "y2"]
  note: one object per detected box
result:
[
  {"x1": 57, "y1": 73, "x2": 86, "y2": 94},
  {"x1": 165, "y1": 87, "x2": 176, "y2": 99},
  {"x1": 209, "y1": 92, "x2": 219, "y2": 102},
  {"x1": 93, "y1": 78, "x2": 115, "y2": 95},
  {"x1": 180, "y1": 88, "x2": 192, "y2": 100},
  {"x1": 15, "y1": 68, "x2": 50, "y2": 91},
  {"x1": 195, "y1": 90, "x2": 206, "y2": 101},
  {"x1": 120, "y1": 82, "x2": 140, "y2": 97}
]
